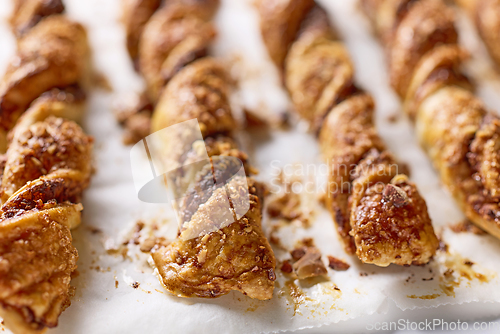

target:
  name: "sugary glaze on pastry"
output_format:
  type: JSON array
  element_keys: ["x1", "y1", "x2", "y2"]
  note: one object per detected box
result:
[
  {"x1": 456, "y1": 0, "x2": 500, "y2": 68},
  {"x1": 123, "y1": 0, "x2": 277, "y2": 299},
  {"x1": 362, "y1": 0, "x2": 500, "y2": 240},
  {"x1": 0, "y1": 1, "x2": 93, "y2": 333},
  {"x1": 257, "y1": 0, "x2": 439, "y2": 266}
]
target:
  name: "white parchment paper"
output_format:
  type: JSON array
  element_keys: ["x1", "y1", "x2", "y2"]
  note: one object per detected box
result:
[{"x1": 1, "y1": 0, "x2": 500, "y2": 333}]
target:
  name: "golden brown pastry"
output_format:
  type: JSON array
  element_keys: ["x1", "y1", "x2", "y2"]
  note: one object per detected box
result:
[
  {"x1": 137, "y1": 0, "x2": 218, "y2": 102},
  {"x1": 124, "y1": 0, "x2": 277, "y2": 299},
  {"x1": 362, "y1": 0, "x2": 500, "y2": 240},
  {"x1": 150, "y1": 58, "x2": 276, "y2": 300},
  {"x1": 0, "y1": 2, "x2": 93, "y2": 333},
  {"x1": 0, "y1": 13, "x2": 89, "y2": 152},
  {"x1": 118, "y1": 0, "x2": 219, "y2": 142},
  {"x1": 151, "y1": 61, "x2": 277, "y2": 299},
  {"x1": 257, "y1": 1, "x2": 439, "y2": 266},
  {"x1": 456, "y1": 0, "x2": 500, "y2": 67}
]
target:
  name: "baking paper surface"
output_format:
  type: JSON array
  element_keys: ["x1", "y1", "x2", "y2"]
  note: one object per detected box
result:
[{"x1": 1, "y1": 0, "x2": 500, "y2": 333}]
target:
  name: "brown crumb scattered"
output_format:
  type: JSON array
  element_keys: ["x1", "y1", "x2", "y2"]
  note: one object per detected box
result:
[
  {"x1": 114, "y1": 92, "x2": 153, "y2": 145},
  {"x1": 300, "y1": 238, "x2": 314, "y2": 247},
  {"x1": 140, "y1": 237, "x2": 157, "y2": 252},
  {"x1": 382, "y1": 184, "x2": 410, "y2": 208},
  {"x1": 327, "y1": 256, "x2": 350, "y2": 271},
  {"x1": 121, "y1": 246, "x2": 129, "y2": 259},
  {"x1": 291, "y1": 247, "x2": 307, "y2": 261},
  {"x1": 92, "y1": 71, "x2": 113, "y2": 91},
  {"x1": 387, "y1": 114, "x2": 399, "y2": 123},
  {"x1": 464, "y1": 260, "x2": 474, "y2": 266},
  {"x1": 450, "y1": 220, "x2": 486, "y2": 235},
  {"x1": 267, "y1": 192, "x2": 302, "y2": 221},
  {"x1": 273, "y1": 111, "x2": 290, "y2": 129},
  {"x1": 443, "y1": 269, "x2": 454, "y2": 277},
  {"x1": 280, "y1": 260, "x2": 293, "y2": 274},
  {"x1": 359, "y1": 272, "x2": 369, "y2": 277},
  {"x1": 139, "y1": 236, "x2": 170, "y2": 253},
  {"x1": 115, "y1": 278, "x2": 119, "y2": 288},
  {"x1": 87, "y1": 226, "x2": 102, "y2": 234},
  {"x1": 244, "y1": 109, "x2": 268, "y2": 128},
  {"x1": 438, "y1": 240, "x2": 448, "y2": 253},
  {"x1": 131, "y1": 281, "x2": 140, "y2": 289},
  {"x1": 130, "y1": 221, "x2": 145, "y2": 245},
  {"x1": 292, "y1": 247, "x2": 327, "y2": 279},
  {"x1": 122, "y1": 111, "x2": 151, "y2": 145}
]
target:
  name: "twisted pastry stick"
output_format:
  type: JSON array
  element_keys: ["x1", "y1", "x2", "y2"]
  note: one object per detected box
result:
[
  {"x1": 124, "y1": 0, "x2": 276, "y2": 299},
  {"x1": 118, "y1": 0, "x2": 219, "y2": 143},
  {"x1": 0, "y1": 2, "x2": 93, "y2": 333},
  {"x1": 455, "y1": 0, "x2": 500, "y2": 68},
  {"x1": 362, "y1": 0, "x2": 500, "y2": 240},
  {"x1": 0, "y1": 2, "x2": 89, "y2": 152},
  {"x1": 257, "y1": 0, "x2": 439, "y2": 266}
]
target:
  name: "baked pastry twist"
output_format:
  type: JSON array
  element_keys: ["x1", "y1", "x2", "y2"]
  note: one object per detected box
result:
[
  {"x1": 456, "y1": 0, "x2": 500, "y2": 68},
  {"x1": 0, "y1": 1, "x2": 93, "y2": 333},
  {"x1": 124, "y1": 0, "x2": 277, "y2": 300},
  {"x1": 257, "y1": 0, "x2": 439, "y2": 266},
  {"x1": 0, "y1": 1, "x2": 89, "y2": 152},
  {"x1": 362, "y1": 0, "x2": 500, "y2": 240}
]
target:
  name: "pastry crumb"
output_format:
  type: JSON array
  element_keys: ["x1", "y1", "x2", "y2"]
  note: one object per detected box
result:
[{"x1": 327, "y1": 256, "x2": 350, "y2": 271}]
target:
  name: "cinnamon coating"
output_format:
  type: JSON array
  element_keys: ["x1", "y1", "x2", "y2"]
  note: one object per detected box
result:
[
  {"x1": 125, "y1": 0, "x2": 277, "y2": 299},
  {"x1": 258, "y1": 0, "x2": 439, "y2": 266},
  {"x1": 363, "y1": 0, "x2": 500, "y2": 240},
  {"x1": 1, "y1": 116, "x2": 92, "y2": 203},
  {"x1": 0, "y1": 2, "x2": 93, "y2": 333}
]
